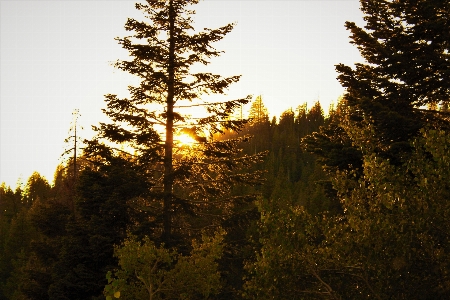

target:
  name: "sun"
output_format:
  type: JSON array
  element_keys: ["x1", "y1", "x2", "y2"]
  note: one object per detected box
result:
[{"x1": 176, "y1": 133, "x2": 197, "y2": 146}]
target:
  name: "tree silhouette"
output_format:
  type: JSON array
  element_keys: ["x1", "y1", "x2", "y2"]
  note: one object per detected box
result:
[
  {"x1": 248, "y1": 95, "x2": 269, "y2": 124},
  {"x1": 84, "y1": 0, "x2": 264, "y2": 245},
  {"x1": 304, "y1": 0, "x2": 450, "y2": 173}
]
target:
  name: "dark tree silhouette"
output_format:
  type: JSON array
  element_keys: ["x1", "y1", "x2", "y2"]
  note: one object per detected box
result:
[
  {"x1": 304, "y1": 0, "x2": 450, "y2": 172},
  {"x1": 84, "y1": 0, "x2": 264, "y2": 245}
]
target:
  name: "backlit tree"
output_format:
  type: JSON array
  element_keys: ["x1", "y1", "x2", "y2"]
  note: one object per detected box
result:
[
  {"x1": 84, "y1": 0, "x2": 264, "y2": 245},
  {"x1": 248, "y1": 95, "x2": 269, "y2": 124},
  {"x1": 305, "y1": 0, "x2": 450, "y2": 172}
]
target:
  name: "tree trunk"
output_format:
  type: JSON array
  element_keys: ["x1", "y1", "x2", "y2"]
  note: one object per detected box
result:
[{"x1": 163, "y1": 0, "x2": 175, "y2": 244}]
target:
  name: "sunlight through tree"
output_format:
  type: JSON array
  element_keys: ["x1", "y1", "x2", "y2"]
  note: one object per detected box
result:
[{"x1": 84, "y1": 0, "x2": 265, "y2": 245}]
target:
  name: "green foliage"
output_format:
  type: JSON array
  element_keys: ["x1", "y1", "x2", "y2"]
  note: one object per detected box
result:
[
  {"x1": 12, "y1": 1, "x2": 450, "y2": 298},
  {"x1": 247, "y1": 2, "x2": 450, "y2": 297},
  {"x1": 1, "y1": 209, "x2": 40, "y2": 299},
  {"x1": 0, "y1": 103, "x2": 330, "y2": 299},
  {"x1": 305, "y1": 0, "x2": 450, "y2": 177},
  {"x1": 104, "y1": 230, "x2": 224, "y2": 300},
  {"x1": 227, "y1": 101, "x2": 331, "y2": 214},
  {"x1": 0, "y1": 183, "x2": 22, "y2": 224},
  {"x1": 244, "y1": 204, "x2": 338, "y2": 300},
  {"x1": 45, "y1": 157, "x2": 148, "y2": 299},
  {"x1": 334, "y1": 128, "x2": 450, "y2": 298},
  {"x1": 22, "y1": 171, "x2": 51, "y2": 208},
  {"x1": 302, "y1": 99, "x2": 364, "y2": 174},
  {"x1": 48, "y1": 217, "x2": 110, "y2": 300},
  {"x1": 28, "y1": 198, "x2": 72, "y2": 238},
  {"x1": 247, "y1": 127, "x2": 450, "y2": 299},
  {"x1": 0, "y1": 184, "x2": 23, "y2": 297},
  {"x1": 343, "y1": 0, "x2": 449, "y2": 108}
]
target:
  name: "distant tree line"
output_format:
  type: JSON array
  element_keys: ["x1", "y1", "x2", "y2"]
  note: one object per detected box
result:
[{"x1": 0, "y1": 98, "x2": 329, "y2": 299}]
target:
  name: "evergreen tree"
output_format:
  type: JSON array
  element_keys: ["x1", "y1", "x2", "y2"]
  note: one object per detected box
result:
[
  {"x1": 1, "y1": 207, "x2": 39, "y2": 299},
  {"x1": 46, "y1": 156, "x2": 149, "y2": 299},
  {"x1": 0, "y1": 174, "x2": 54, "y2": 299},
  {"x1": 248, "y1": 95, "x2": 269, "y2": 124},
  {"x1": 306, "y1": 101, "x2": 325, "y2": 135},
  {"x1": 1, "y1": 171, "x2": 73, "y2": 299},
  {"x1": 304, "y1": 0, "x2": 450, "y2": 172},
  {"x1": 0, "y1": 182, "x2": 22, "y2": 227},
  {"x1": 227, "y1": 102, "x2": 329, "y2": 214},
  {"x1": 242, "y1": 96, "x2": 271, "y2": 155},
  {"x1": 262, "y1": 1, "x2": 450, "y2": 298},
  {"x1": 246, "y1": 127, "x2": 450, "y2": 299},
  {"x1": 84, "y1": 0, "x2": 264, "y2": 246},
  {"x1": 23, "y1": 172, "x2": 51, "y2": 209}
]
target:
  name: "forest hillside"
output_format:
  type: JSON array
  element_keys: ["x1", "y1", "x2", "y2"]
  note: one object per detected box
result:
[{"x1": 1, "y1": 0, "x2": 449, "y2": 299}]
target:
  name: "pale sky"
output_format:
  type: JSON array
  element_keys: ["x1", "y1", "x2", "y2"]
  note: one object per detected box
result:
[{"x1": 0, "y1": 0, "x2": 364, "y2": 188}]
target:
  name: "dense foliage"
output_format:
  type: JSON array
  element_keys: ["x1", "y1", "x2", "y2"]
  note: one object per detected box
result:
[
  {"x1": 1, "y1": 0, "x2": 449, "y2": 299},
  {"x1": 248, "y1": 0, "x2": 450, "y2": 299},
  {"x1": 305, "y1": 0, "x2": 450, "y2": 172},
  {"x1": 0, "y1": 97, "x2": 327, "y2": 299},
  {"x1": 82, "y1": 0, "x2": 265, "y2": 247},
  {"x1": 247, "y1": 124, "x2": 450, "y2": 299}
]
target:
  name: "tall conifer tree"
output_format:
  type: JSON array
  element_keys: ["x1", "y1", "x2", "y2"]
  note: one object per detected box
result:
[
  {"x1": 304, "y1": 0, "x2": 449, "y2": 171},
  {"x1": 84, "y1": 0, "x2": 264, "y2": 245},
  {"x1": 248, "y1": 96, "x2": 269, "y2": 124}
]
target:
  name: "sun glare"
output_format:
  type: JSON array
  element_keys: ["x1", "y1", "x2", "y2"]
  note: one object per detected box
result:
[{"x1": 176, "y1": 133, "x2": 197, "y2": 146}]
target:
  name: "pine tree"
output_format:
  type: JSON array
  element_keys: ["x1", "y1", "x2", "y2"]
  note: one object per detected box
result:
[
  {"x1": 341, "y1": 0, "x2": 450, "y2": 108},
  {"x1": 248, "y1": 95, "x2": 269, "y2": 124},
  {"x1": 22, "y1": 172, "x2": 51, "y2": 209},
  {"x1": 305, "y1": 0, "x2": 450, "y2": 171},
  {"x1": 84, "y1": 0, "x2": 264, "y2": 245}
]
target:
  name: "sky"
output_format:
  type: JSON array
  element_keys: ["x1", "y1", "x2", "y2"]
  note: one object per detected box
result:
[{"x1": 0, "y1": 0, "x2": 365, "y2": 189}]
